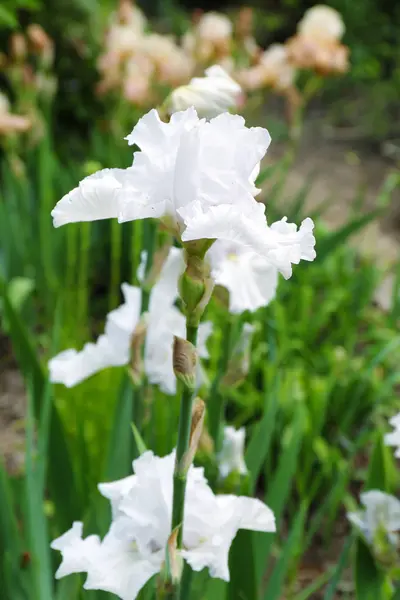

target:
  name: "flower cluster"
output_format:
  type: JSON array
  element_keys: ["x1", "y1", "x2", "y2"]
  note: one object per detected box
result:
[
  {"x1": 50, "y1": 91, "x2": 316, "y2": 597},
  {"x1": 286, "y1": 5, "x2": 349, "y2": 76},
  {"x1": 97, "y1": 0, "x2": 193, "y2": 105},
  {"x1": 0, "y1": 92, "x2": 31, "y2": 136},
  {"x1": 52, "y1": 450, "x2": 275, "y2": 599},
  {"x1": 97, "y1": 1, "x2": 349, "y2": 125},
  {"x1": 237, "y1": 5, "x2": 348, "y2": 104}
]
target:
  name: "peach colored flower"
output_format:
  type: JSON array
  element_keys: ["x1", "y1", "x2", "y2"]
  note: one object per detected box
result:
[{"x1": 0, "y1": 93, "x2": 31, "y2": 135}]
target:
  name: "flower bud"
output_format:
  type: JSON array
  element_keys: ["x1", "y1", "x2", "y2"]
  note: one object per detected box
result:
[
  {"x1": 182, "y1": 397, "x2": 206, "y2": 472},
  {"x1": 129, "y1": 314, "x2": 148, "y2": 385},
  {"x1": 26, "y1": 24, "x2": 54, "y2": 68},
  {"x1": 173, "y1": 336, "x2": 197, "y2": 390},
  {"x1": 167, "y1": 66, "x2": 241, "y2": 119},
  {"x1": 157, "y1": 527, "x2": 183, "y2": 597},
  {"x1": 179, "y1": 254, "x2": 214, "y2": 326},
  {"x1": 10, "y1": 33, "x2": 27, "y2": 61}
]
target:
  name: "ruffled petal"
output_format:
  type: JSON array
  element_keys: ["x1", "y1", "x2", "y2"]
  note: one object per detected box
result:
[
  {"x1": 48, "y1": 336, "x2": 128, "y2": 388},
  {"x1": 83, "y1": 524, "x2": 161, "y2": 600},
  {"x1": 183, "y1": 491, "x2": 275, "y2": 581},
  {"x1": 51, "y1": 522, "x2": 101, "y2": 579},
  {"x1": 221, "y1": 495, "x2": 276, "y2": 532},
  {"x1": 120, "y1": 109, "x2": 201, "y2": 224},
  {"x1": 124, "y1": 107, "x2": 199, "y2": 154},
  {"x1": 208, "y1": 241, "x2": 278, "y2": 313},
  {"x1": 49, "y1": 284, "x2": 141, "y2": 387},
  {"x1": 180, "y1": 198, "x2": 267, "y2": 247},
  {"x1": 98, "y1": 475, "x2": 137, "y2": 518},
  {"x1": 51, "y1": 168, "x2": 129, "y2": 228}
]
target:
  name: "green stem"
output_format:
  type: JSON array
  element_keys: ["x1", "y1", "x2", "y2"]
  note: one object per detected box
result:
[
  {"x1": 167, "y1": 322, "x2": 198, "y2": 600},
  {"x1": 209, "y1": 318, "x2": 234, "y2": 452},
  {"x1": 171, "y1": 324, "x2": 198, "y2": 546}
]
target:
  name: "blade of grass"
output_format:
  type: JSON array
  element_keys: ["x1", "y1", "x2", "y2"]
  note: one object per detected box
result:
[
  {"x1": 228, "y1": 529, "x2": 257, "y2": 600},
  {"x1": 24, "y1": 381, "x2": 53, "y2": 600},
  {"x1": 323, "y1": 534, "x2": 354, "y2": 600},
  {"x1": 262, "y1": 503, "x2": 307, "y2": 600},
  {"x1": 255, "y1": 405, "x2": 305, "y2": 582},
  {"x1": 245, "y1": 373, "x2": 280, "y2": 493},
  {"x1": 317, "y1": 209, "x2": 383, "y2": 262}
]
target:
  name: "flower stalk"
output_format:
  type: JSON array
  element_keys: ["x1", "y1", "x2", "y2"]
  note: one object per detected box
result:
[{"x1": 171, "y1": 325, "x2": 198, "y2": 546}]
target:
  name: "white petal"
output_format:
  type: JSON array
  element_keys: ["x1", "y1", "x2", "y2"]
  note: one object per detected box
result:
[
  {"x1": 124, "y1": 107, "x2": 199, "y2": 153},
  {"x1": 48, "y1": 336, "x2": 128, "y2": 388},
  {"x1": 83, "y1": 522, "x2": 161, "y2": 600},
  {"x1": 148, "y1": 246, "x2": 185, "y2": 313},
  {"x1": 51, "y1": 168, "x2": 129, "y2": 228},
  {"x1": 208, "y1": 241, "x2": 278, "y2": 313},
  {"x1": 98, "y1": 475, "x2": 137, "y2": 518},
  {"x1": 169, "y1": 66, "x2": 241, "y2": 119},
  {"x1": 51, "y1": 522, "x2": 101, "y2": 579},
  {"x1": 180, "y1": 198, "x2": 267, "y2": 248},
  {"x1": 222, "y1": 495, "x2": 276, "y2": 532},
  {"x1": 218, "y1": 427, "x2": 248, "y2": 478},
  {"x1": 120, "y1": 109, "x2": 200, "y2": 224},
  {"x1": 183, "y1": 490, "x2": 275, "y2": 581},
  {"x1": 106, "y1": 283, "x2": 142, "y2": 343},
  {"x1": 49, "y1": 284, "x2": 141, "y2": 387},
  {"x1": 145, "y1": 307, "x2": 185, "y2": 395},
  {"x1": 362, "y1": 490, "x2": 400, "y2": 533},
  {"x1": 389, "y1": 412, "x2": 400, "y2": 428}
]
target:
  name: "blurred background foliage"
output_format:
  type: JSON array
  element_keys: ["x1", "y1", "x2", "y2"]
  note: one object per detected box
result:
[{"x1": 1, "y1": 0, "x2": 400, "y2": 145}]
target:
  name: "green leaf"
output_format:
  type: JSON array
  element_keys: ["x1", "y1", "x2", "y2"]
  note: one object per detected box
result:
[
  {"x1": 354, "y1": 538, "x2": 386, "y2": 600},
  {"x1": 317, "y1": 209, "x2": 383, "y2": 262},
  {"x1": 24, "y1": 383, "x2": 53, "y2": 600},
  {"x1": 245, "y1": 374, "x2": 280, "y2": 493},
  {"x1": 85, "y1": 375, "x2": 137, "y2": 537},
  {"x1": 228, "y1": 529, "x2": 257, "y2": 600},
  {"x1": 0, "y1": 276, "x2": 44, "y2": 406},
  {"x1": 131, "y1": 423, "x2": 148, "y2": 456},
  {"x1": 0, "y1": 462, "x2": 24, "y2": 600},
  {"x1": 262, "y1": 503, "x2": 307, "y2": 600},
  {"x1": 105, "y1": 375, "x2": 137, "y2": 480},
  {"x1": 0, "y1": 5, "x2": 18, "y2": 28},
  {"x1": 365, "y1": 429, "x2": 396, "y2": 493},
  {"x1": 392, "y1": 587, "x2": 400, "y2": 600},
  {"x1": 205, "y1": 578, "x2": 227, "y2": 600},
  {"x1": 255, "y1": 405, "x2": 305, "y2": 581}
]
